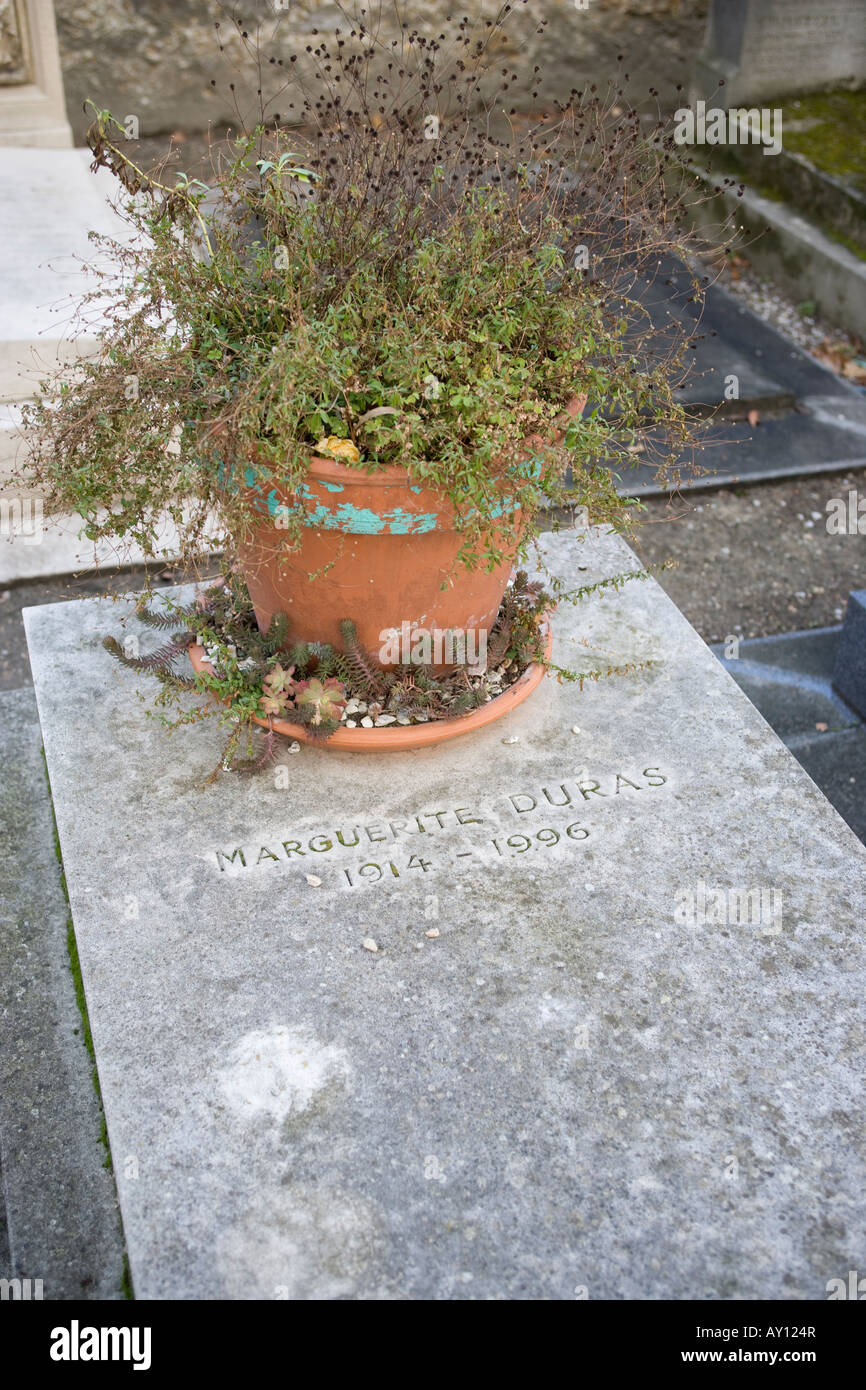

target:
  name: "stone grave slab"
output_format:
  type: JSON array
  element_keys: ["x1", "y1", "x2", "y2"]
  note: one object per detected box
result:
[
  {"x1": 0, "y1": 687, "x2": 125, "y2": 1298},
  {"x1": 711, "y1": 628, "x2": 866, "y2": 846},
  {"x1": 24, "y1": 527, "x2": 866, "y2": 1300}
]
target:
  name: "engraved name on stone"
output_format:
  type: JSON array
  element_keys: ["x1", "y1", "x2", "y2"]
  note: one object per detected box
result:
[{"x1": 211, "y1": 765, "x2": 669, "y2": 888}]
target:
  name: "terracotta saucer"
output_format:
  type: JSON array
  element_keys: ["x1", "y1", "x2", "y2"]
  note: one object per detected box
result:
[{"x1": 188, "y1": 626, "x2": 552, "y2": 752}]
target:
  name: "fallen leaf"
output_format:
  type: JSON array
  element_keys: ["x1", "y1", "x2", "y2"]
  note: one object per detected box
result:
[
  {"x1": 841, "y1": 358, "x2": 866, "y2": 384},
  {"x1": 315, "y1": 435, "x2": 361, "y2": 463},
  {"x1": 811, "y1": 338, "x2": 866, "y2": 382}
]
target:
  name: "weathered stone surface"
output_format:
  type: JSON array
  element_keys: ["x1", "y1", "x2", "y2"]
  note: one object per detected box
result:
[
  {"x1": 24, "y1": 527, "x2": 866, "y2": 1300},
  {"x1": 623, "y1": 277, "x2": 866, "y2": 491},
  {"x1": 0, "y1": 688, "x2": 125, "y2": 1298},
  {"x1": 0, "y1": 146, "x2": 199, "y2": 583},
  {"x1": 693, "y1": 0, "x2": 866, "y2": 106}
]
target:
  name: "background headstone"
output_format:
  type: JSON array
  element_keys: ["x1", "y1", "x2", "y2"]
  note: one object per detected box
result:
[
  {"x1": 0, "y1": 0, "x2": 72, "y2": 146},
  {"x1": 692, "y1": 0, "x2": 866, "y2": 106}
]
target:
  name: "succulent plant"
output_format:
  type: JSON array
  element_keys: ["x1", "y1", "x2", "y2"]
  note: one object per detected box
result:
[
  {"x1": 294, "y1": 675, "x2": 347, "y2": 726},
  {"x1": 263, "y1": 662, "x2": 295, "y2": 694},
  {"x1": 103, "y1": 568, "x2": 584, "y2": 777},
  {"x1": 259, "y1": 662, "x2": 296, "y2": 717}
]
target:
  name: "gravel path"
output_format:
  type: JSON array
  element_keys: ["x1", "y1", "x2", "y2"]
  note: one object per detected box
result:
[{"x1": 631, "y1": 469, "x2": 866, "y2": 642}]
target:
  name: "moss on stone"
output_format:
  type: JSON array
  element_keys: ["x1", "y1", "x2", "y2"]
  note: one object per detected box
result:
[
  {"x1": 689, "y1": 148, "x2": 866, "y2": 263},
  {"x1": 41, "y1": 743, "x2": 135, "y2": 1296},
  {"x1": 780, "y1": 90, "x2": 866, "y2": 194}
]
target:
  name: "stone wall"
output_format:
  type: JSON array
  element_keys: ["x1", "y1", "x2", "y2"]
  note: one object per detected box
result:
[{"x1": 53, "y1": 0, "x2": 706, "y2": 142}]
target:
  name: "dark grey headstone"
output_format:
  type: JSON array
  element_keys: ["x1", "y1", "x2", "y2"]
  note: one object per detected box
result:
[{"x1": 833, "y1": 589, "x2": 866, "y2": 719}]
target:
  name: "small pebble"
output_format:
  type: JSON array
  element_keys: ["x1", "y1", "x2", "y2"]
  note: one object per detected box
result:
[
  {"x1": 305, "y1": 874, "x2": 322, "y2": 887},
  {"x1": 362, "y1": 938, "x2": 379, "y2": 953},
  {"x1": 288, "y1": 741, "x2": 301, "y2": 754},
  {"x1": 345, "y1": 719, "x2": 357, "y2": 728},
  {"x1": 360, "y1": 716, "x2": 374, "y2": 728},
  {"x1": 375, "y1": 713, "x2": 397, "y2": 726},
  {"x1": 425, "y1": 928, "x2": 440, "y2": 939},
  {"x1": 571, "y1": 725, "x2": 581, "y2": 734},
  {"x1": 396, "y1": 712, "x2": 411, "y2": 726},
  {"x1": 502, "y1": 735, "x2": 519, "y2": 745}
]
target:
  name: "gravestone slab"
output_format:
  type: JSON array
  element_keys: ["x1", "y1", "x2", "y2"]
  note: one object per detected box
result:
[
  {"x1": 24, "y1": 528, "x2": 866, "y2": 1300},
  {"x1": 692, "y1": 0, "x2": 866, "y2": 107},
  {"x1": 0, "y1": 687, "x2": 125, "y2": 1298}
]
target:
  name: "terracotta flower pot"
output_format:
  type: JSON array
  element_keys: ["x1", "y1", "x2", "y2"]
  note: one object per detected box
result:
[{"x1": 232, "y1": 395, "x2": 585, "y2": 665}]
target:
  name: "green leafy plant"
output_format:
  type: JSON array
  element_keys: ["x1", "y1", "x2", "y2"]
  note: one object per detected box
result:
[{"x1": 18, "y1": 3, "x2": 731, "y2": 580}]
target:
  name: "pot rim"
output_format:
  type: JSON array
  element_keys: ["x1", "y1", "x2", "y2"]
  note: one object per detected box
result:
[
  {"x1": 209, "y1": 393, "x2": 586, "y2": 493},
  {"x1": 188, "y1": 623, "x2": 553, "y2": 752}
]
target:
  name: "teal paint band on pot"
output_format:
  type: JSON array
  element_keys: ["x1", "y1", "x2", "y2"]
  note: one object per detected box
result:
[
  {"x1": 223, "y1": 457, "x2": 537, "y2": 531},
  {"x1": 303, "y1": 499, "x2": 440, "y2": 534}
]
